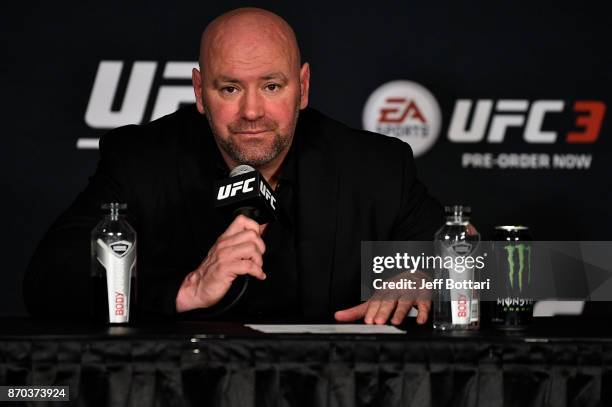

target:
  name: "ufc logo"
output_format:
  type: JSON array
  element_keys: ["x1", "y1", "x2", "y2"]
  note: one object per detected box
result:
[
  {"x1": 448, "y1": 99, "x2": 606, "y2": 143},
  {"x1": 217, "y1": 178, "x2": 255, "y2": 200},
  {"x1": 85, "y1": 60, "x2": 197, "y2": 129},
  {"x1": 378, "y1": 98, "x2": 427, "y2": 124},
  {"x1": 259, "y1": 181, "x2": 276, "y2": 210}
]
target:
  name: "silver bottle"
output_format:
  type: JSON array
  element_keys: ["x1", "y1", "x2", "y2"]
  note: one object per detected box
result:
[{"x1": 91, "y1": 203, "x2": 137, "y2": 324}]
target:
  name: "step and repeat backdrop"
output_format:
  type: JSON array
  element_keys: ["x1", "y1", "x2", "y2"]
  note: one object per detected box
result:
[{"x1": 3, "y1": 1, "x2": 609, "y2": 315}]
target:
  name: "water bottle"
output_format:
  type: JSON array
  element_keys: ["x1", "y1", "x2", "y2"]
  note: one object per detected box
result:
[
  {"x1": 433, "y1": 205, "x2": 480, "y2": 330},
  {"x1": 91, "y1": 203, "x2": 137, "y2": 324}
]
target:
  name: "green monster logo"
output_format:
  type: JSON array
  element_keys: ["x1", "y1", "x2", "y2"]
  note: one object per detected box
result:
[{"x1": 504, "y1": 244, "x2": 531, "y2": 291}]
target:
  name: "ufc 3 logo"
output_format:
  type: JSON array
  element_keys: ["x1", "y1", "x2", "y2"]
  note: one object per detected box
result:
[
  {"x1": 85, "y1": 61, "x2": 197, "y2": 129},
  {"x1": 378, "y1": 98, "x2": 427, "y2": 124},
  {"x1": 217, "y1": 178, "x2": 256, "y2": 200},
  {"x1": 448, "y1": 99, "x2": 606, "y2": 143}
]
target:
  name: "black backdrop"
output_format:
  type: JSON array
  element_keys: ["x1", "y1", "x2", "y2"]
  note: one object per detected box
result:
[{"x1": 3, "y1": 1, "x2": 610, "y2": 316}]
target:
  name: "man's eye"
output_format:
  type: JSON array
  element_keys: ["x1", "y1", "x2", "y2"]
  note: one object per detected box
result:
[
  {"x1": 265, "y1": 83, "x2": 281, "y2": 92},
  {"x1": 221, "y1": 86, "x2": 238, "y2": 94}
]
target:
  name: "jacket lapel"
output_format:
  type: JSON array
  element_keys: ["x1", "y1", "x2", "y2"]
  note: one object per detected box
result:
[
  {"x1": 294, "y1": 109, "x2": 339, "y2": 319},
  {"x1": 176, "y1": 109, "x2": 226, "y2": 265}
]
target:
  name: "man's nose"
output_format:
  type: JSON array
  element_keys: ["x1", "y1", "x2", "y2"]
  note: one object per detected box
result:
[{"x1": 240, "y1": 89, "x2": 265, "y2": 121}]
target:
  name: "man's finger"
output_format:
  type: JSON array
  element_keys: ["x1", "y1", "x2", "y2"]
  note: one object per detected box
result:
[
  {"x1": 218, "y1": 242, "x2": 264, "y2": 266},
  {"x1": 390, "y1": 300, "x2": 414, "y2": 325},
  {"x1": 364, "y1": 300, "x2": 382, "y2": 324},
  {"x1": 334, "y1": 302, "x2": 369, "y2": 322},
  {"x1": 373, "y1": 300, "x2": 396, "y2": 325},
  {"x1": 228, "y1": 259, "x2": 266, "y2": 280},
  {"x1": 222, "y1": 214, "x2": 261, "y2": 238},
  {"x1": 415, "y1": 300, "x2": 431, "y2": 324},
  {"x1": 217, "y1": 229, "x2": 266, "y2": 254}
]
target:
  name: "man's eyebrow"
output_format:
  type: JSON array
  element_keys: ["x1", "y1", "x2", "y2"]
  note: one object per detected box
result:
[
  {"x1": 212, "y1": 73, "x2": 289, "y2": 87},
  {"x1": 213, "y1": 76, "x2": 242, "y2": 87},
  {"x1": 261, "y1": 72, "x2": 288, "y2": 82}
]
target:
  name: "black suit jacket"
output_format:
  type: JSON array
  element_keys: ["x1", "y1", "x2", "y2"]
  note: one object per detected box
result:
[{"x1": 24, "y1": 106, "x2": 444, "y2": 320}]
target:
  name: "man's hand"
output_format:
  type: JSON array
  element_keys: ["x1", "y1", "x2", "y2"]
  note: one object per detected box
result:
[
  {"x1": 334, "y1": 299, "x2": 430, "y2": 325},
  {"x1": 175, "y1": 215, "x2": 267, "y2": 312},
  {"x1": 335, "y1": 270, "x2": 432, "y2": 325}
]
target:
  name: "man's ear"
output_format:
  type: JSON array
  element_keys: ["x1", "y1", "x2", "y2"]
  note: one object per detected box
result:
[
  {"x1": 299, "y1": 62, "x2": 310, "y2": 110},
  {"x1": 192, "y1": 68, "x2": 205, "y2": 115}
]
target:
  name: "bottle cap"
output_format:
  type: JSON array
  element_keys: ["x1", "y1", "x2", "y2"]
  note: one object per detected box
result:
[
  {"x1": 444, "y1": 205, "x2": 471, "y2": 218},
  {"x1": 101, "y1": 203, "x2": 128, "y2": 211}
]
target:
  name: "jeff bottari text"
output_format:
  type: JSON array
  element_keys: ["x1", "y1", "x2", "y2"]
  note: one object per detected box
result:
[{"x1": 372, "y1": 278, "x2": 491, "y2": 290}]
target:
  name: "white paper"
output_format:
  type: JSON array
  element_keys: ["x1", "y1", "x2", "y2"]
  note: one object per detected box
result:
[{"x1": 245, "y1": 324, "x2": 406, "y2": 334}]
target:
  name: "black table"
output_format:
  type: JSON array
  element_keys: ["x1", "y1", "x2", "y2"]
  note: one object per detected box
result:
[{"x1": 1, "y1": 317, "x2": 611, "y2": 407}]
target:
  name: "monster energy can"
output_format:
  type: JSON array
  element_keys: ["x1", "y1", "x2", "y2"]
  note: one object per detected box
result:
[{"x1": 491, "y1": 226, "x2": 534, "y2": 330}]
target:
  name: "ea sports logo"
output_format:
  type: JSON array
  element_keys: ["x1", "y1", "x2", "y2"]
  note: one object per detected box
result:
[{"x1": 363, "y1": 80, "x2": 442, "y2": 157}]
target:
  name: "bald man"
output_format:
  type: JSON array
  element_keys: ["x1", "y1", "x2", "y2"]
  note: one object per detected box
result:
[{"x1": 24, "y1": 8, "x2": 444, "y2": 325}]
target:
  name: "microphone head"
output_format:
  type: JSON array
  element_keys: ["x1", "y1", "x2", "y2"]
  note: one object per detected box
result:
[
  {"x1": 214, "y1": 165, "x2": 278, "y2": 224},
  {"x1": 230, "y1": 164, "x2": 255, "y2": 177}
]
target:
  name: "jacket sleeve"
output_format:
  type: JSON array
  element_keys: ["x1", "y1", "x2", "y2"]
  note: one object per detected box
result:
[
  {"x1": 23, "y1": 127, "x2": 184, "y2": 319},
  {"x1": 389, "y1": 143, "x2": 445, "y2": 241}
]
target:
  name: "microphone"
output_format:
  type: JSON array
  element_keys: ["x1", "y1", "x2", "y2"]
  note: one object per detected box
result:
[
  {"x1": 214, "y1": 164, "x2": 279, "y2": 224},
  {"x1": 209, "y1": 165, "x2": 278, "y2": 316}
]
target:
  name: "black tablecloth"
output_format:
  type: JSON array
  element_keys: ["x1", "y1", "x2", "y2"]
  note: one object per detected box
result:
[{"x1": 1, "y1": 317, "x2": 611, "y2": 407}]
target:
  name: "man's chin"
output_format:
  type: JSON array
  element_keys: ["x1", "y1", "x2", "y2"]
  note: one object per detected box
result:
[
  {"x1": 231, "y1": 141, "x2": 278, "y2": 162},
  {"x1": 219, "y1": 132, "x2": 290, "y2": 167},
  {"x1": 236, "y1": 154, "x2": 277, "y2": 168}
]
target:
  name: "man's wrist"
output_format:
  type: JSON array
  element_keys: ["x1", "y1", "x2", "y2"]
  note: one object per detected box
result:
[{"x1": 175, "y1": 270, "x2": 208, "y2": 312}]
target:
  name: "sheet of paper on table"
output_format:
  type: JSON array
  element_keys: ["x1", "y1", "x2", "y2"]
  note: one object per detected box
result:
[{"x1": 245, "y1": 324, "x2": 406, "y2": 334}]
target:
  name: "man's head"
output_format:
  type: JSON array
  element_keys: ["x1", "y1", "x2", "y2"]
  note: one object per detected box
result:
[{"x1": 192, "y1": 8, "x2": 310, "y2": 170}]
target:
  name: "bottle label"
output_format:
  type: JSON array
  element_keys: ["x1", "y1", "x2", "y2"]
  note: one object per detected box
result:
[
  {"x1": 450, "y1": 295, "x2": 471, "y2": 325},
  {"x1": 95, "y1": 239, "x2": 136, "y2": 323},
  {"x1": 440, "y1": 239, "x2": 480, "y2": 326}
]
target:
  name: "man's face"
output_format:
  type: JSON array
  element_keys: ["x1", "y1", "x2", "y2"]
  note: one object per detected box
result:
[{"x1": 193, "y1": 31, "x2": 309, "y2": 168}]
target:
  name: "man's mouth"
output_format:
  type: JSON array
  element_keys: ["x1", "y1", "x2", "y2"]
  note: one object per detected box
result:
[{"x1": 233, "y1": 130, "x2": 271, "y2": 135}]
